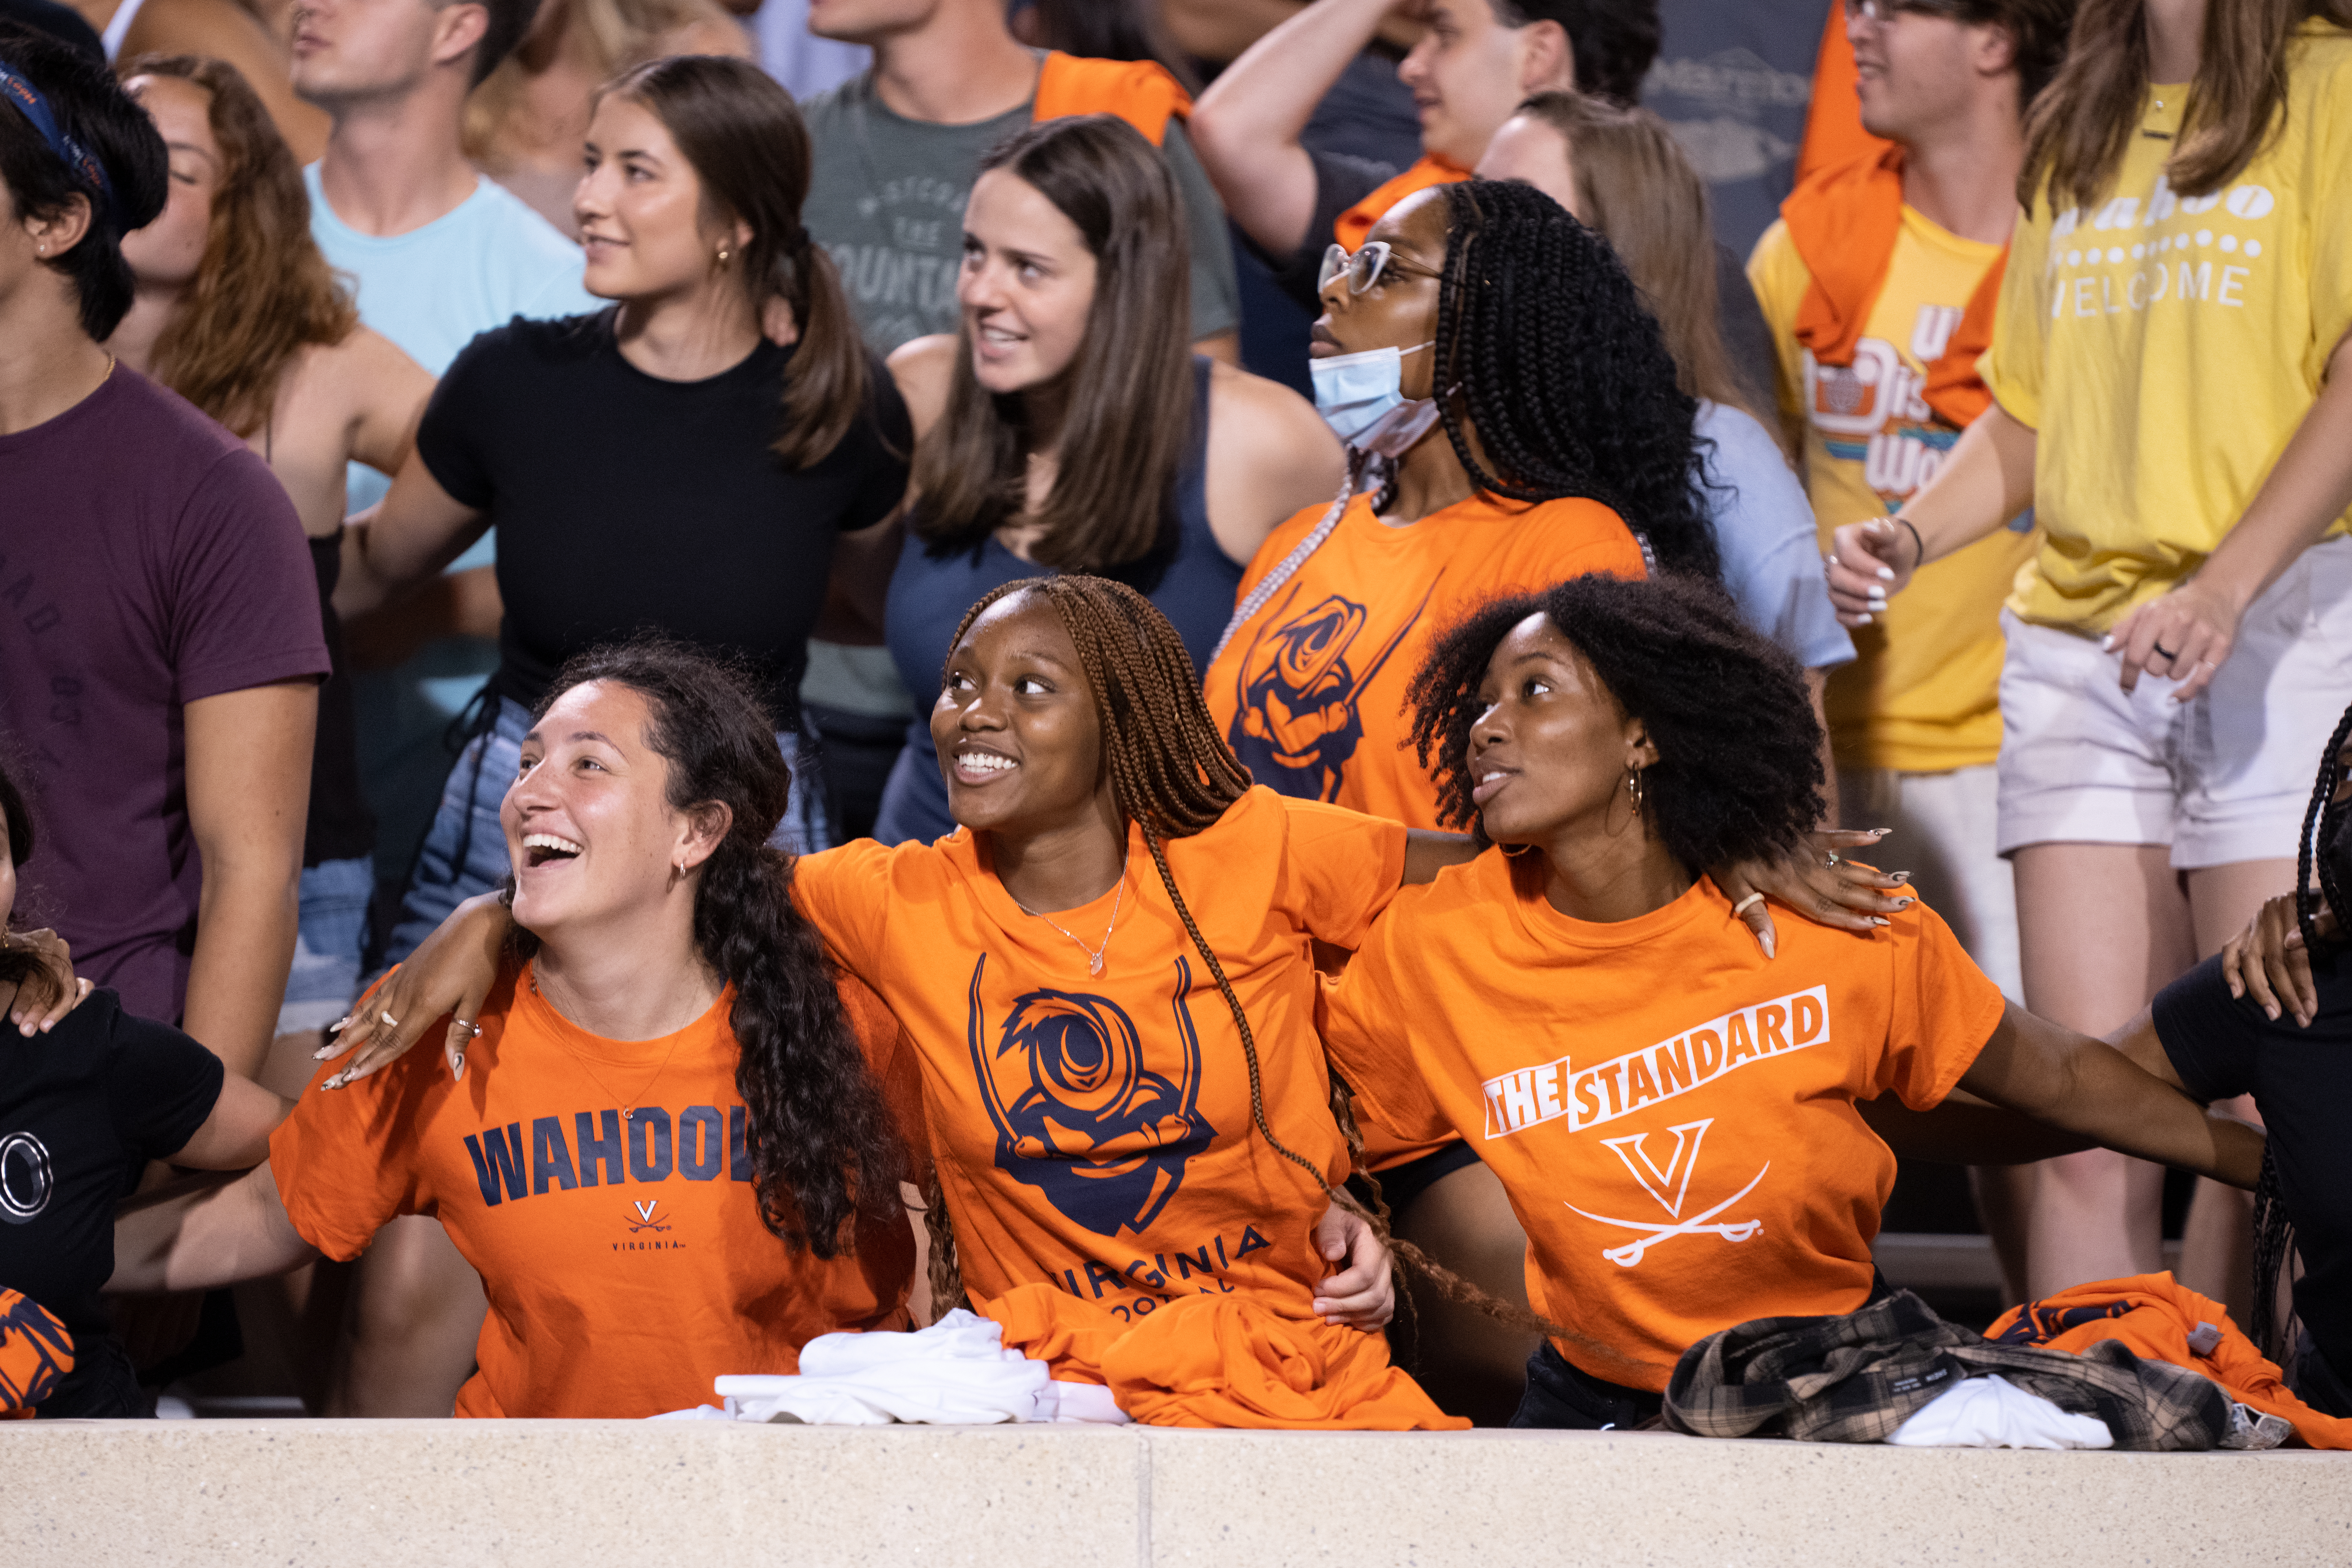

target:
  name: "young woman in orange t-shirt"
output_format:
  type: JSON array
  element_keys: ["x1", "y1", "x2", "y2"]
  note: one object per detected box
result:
[
  {"x1": 110, "y1": 644, "x2": 919, "y2": 1418},
  {"x1": 1320, "y1": 572, "x2": 2266, "y2": 1428}
]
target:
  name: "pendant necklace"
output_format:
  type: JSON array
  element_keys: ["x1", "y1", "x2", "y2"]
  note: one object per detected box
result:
[
  {"x1": 1011, "y1": 857, "x2": 1128, "y2": 977},
  {"x1": 535, "y1": 970, "x2": 684, "y2": 1120}
]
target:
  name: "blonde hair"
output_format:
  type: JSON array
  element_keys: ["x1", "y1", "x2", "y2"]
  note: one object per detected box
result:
[{"x1": 1511, "y1": 93, "x2": 1776, "y2": 449}]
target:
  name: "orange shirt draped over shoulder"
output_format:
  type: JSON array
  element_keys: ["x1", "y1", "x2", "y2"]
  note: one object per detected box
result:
[
  {"x1": 789, "y1": 789, "x2": 1405, "y2": 1348},
  {"x1": 1203, "y1": 491, "x2": 1645, "y2": 829},
  {"x1": 1318, "y1": 853, "x2": 2005, "y2": 1392},
  {"x1": 270, "y1": 962, "x2": 921, "y2": 1418}
]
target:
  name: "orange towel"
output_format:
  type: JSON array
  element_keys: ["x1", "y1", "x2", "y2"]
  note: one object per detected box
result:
[
  {"x1": 981, "y1": 1282, "x2": 1468, "y2": 1430},
  {"x1": 0, "y1": 1288, "x2": 75, "y2": 1418},
  {"x1": 1032, "y1": 52, "x2": 1192, "y2": 146},
  {"x1": 1794, "y1": 0, "x2": 1890, "y2": 185},
  {"x1": 1781, "y1": 145, "x2": 2005, "y2": 429},
  {"x1": 1987, "y1": 1273, "x2": 2352, "y2": 1450}
]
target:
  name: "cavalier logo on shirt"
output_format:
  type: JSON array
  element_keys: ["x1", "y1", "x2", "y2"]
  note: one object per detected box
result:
[
  {"x1": 965, "y1": 953, "x2": 1216, "y2": 1238},
  {"x1": 1563, "y1": 1118, "x2": 1767, "y2": 1268},
  {"x1": 1224, "y1": 585, "x2": 1431, "y2": 802}
]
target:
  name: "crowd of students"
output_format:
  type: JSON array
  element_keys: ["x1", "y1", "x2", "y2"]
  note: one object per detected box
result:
[{"x1": 1, "y1": 0, "x2": 2347, "y2": 1436}]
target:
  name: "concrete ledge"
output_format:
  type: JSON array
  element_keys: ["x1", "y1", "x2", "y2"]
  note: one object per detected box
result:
[{"x1": 9, "y1": 1419, "x2": 2347, "y2": 1566}]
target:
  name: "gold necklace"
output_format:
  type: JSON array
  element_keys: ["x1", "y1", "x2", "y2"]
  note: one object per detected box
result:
[
  {"x1": 533, "y1": 971, "x2": 687, "y2": 1117},
  {"x1": 1009, "y1": 857, "x2": 1128, "y2": 978}
]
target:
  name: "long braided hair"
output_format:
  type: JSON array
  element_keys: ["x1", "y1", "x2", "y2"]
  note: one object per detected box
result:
[
  {"x1": 2253, "y1": 698, "x2": 2352, "y2": 1360},
  {"x1": 919, "y1": 576, "x2": 1559, "y2": 1338},
  {"x1": 514, "y1": 640, "x2": 903, "y2": 1257},
  {"x1": 1421, "y1": 179, "x2": 1720, "y2": 583}
]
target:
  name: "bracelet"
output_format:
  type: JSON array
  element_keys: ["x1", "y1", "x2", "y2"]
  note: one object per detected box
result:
[{"x1": 1896, "y1": 516, "x2": 1927, "y2": 575}]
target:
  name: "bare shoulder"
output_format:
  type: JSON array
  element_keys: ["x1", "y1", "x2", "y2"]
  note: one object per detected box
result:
[
  {"x1": 1206, "y1": 361, "x2": 1340, "y2": 487},
  {"x1": 667, "y1": 10, "x2": 754, "y2": 58},
  {"x1": 885, "y1": 334, "x2": 962, "y2": 444}
]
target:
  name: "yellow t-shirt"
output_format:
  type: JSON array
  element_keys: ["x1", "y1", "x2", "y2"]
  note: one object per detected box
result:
[
  {"x1": 1981, "y1": 21, "x2": 2352, "y2": 634},
  {"x1": 1751, "y1": 208, "x2": 2037, "y2": 773}
]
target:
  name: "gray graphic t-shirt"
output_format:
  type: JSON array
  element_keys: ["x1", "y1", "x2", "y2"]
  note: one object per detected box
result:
[
  {"x1": 800, "y1": 68, "x2": 1241, "y2": 356},
  {"x1": 1644, "y1": 0, "x2": 1819, "y2": 259}
]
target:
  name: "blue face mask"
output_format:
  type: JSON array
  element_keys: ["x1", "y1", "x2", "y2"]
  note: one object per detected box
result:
[{"x1": 1310, "y1": 341, "x2": 1435, "y2": 449}]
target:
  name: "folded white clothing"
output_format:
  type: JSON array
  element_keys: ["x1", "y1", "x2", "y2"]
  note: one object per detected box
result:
[
  {"x1": 1886, "y1": 1372, "x2": 2114, "y2": 1450},
  {"x1": 704, "y1": 1309, "x2": 1129, "y2": 1426}
]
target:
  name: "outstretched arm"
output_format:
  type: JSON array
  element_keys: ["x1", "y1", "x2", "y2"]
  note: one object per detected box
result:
[
  {"x1": 334, "y1": 453, "x2": 492, "y2": 620},
  {"x1": 1189, "y1": 0, "x2": 1406, "y2": 255},
  {"x1": 1957, "y1": 1000, "x2": 2263, "y2": 1189},
  {"x1": 109, "y1": 1163, "x2": 316, "y2": 1295},
  {"x1": 166, "y1": 1076, "x2": 296, "y2": 1171}
]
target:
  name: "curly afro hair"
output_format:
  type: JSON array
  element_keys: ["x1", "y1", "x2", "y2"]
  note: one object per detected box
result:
[
  {"x1": 1429, "y1": 178, "x2": 1719, "y2": 583},
  {"x1": 1405, "y1": 572, "x2": 1823, "y2": 868}
]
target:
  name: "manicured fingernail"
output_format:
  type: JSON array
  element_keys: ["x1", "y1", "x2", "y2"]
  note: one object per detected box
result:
[
  {"x1": 1871, "y1": 917, "x2": 1890, "y2": 927},
  {"x1": 1760, "y1": 934, "x2": 1775, "y2": 959},
  {"x1": 312, "y1": 1045, "x2": 333, "y2": 1059},
  {"x1": 1888, "y1": 871, "x2": 1909, "y2": 884},
  {"x1": 1876, "y1": 567, "x2": 1894, "y2": 581},
  {"x1": 1870, "y1": 828, "x2": 1891, "y2": 836},
  {"x1": 1895, "y1": 897, "x2": 1914, "y2": 909},
  {"x1": 1854, "y1": 613, "x2": 1872, "y2": 625},
  {"x1": 2100, "y1": 635, "x2": 2114, "y2": 651},
  {"x1": 323, "y1": 1074, "x2": 344, "y2": 1090},
  {"x1": 329, "y1": 1015, "x2": 351, "y2": 1033},
  {"x1": 453, "y1": 1050, "x2": 466, "y2": 1080}
]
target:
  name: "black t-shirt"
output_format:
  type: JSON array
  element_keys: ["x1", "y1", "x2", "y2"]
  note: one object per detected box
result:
[
  {"x1": 2154, "y1": 950, "x2": 2352, "y2": 1393},
  {"x1": 0, "y1": 988, "x2": 222, "y2": 1415},
  {"x1": 416, "y1": 310, "x2": 913, "y2": 725},
  {"x1": 304, "y1": 535, "x2": 375, "y2": 865}
]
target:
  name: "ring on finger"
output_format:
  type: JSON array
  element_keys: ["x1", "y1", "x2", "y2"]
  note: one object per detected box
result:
[
  {"x1": 1824, "y1": 851, "x2": 1841, "y2": 869},
  {"x1": 2152, "y1": 640, "x2": 2178, "y2": 660},
  {"x1": 380, "y1": 1011, "x2": 400, "y2": 1029},
  {"x1": 454, "y1": 1019, "x2": 483, "y2": 1038},
  {"x1": 1732, "y1": 893, "x2": 1765, "y2": 918}
]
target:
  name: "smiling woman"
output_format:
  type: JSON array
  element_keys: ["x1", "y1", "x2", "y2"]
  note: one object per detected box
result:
[
  {"x1": 109, "y1": 641, "x2": 922, "y2": 1419},
  {"x1": 338, "y1": 54, "x2": 912, "y2": 979},
  {"x1": 869, "y1": 113, "x2": 1343, "y2": 847}
]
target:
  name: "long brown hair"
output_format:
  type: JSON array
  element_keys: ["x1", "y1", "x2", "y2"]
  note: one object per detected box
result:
[
  {"x1": 601, "y1": 55, "x2": 869, "y2": 469},
  {"x1": 120, "y1": 55, "x2": 356, "y2": 438},
  {"x1": 910, "y1": 116, "x2": 1196, "y2": 578},
  {"x1": 1511, "y1": 93, "x2": 1768, "y2": 443},
  {"x1": 2021, "y1": 0, "x2": 2352, "y2": 213},
  {"x1": 918, "y1": 576, "x2": 1562, "y2": 1344}
]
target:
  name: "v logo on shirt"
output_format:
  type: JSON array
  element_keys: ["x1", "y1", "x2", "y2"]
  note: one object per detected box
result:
[{"x1": 1567, "y1": 1117, "x2": 1769, "y2": 1268}]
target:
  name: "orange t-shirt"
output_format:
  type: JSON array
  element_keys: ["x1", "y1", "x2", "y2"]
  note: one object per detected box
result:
[
  {"x1": 1333, "y1": 154, "x2": 1469, "y2": 252},
  {"x1": 1203, "y1": 491, "x2": 1645, "y2": 829},
  {"x1": 270, "y1": 962, "x2": 920, "y2": 1418},
  {"x1": 789, "y1": 788, "x2": 1406, "y2": 1353},
  {"x1": 1319, "y1": 855, "x2": 2004, "y2": 1393}
]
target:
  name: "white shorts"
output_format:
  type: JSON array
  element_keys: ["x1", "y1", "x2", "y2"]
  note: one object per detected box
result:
[{"x1": 1995, "y1": 535, "x2": 2352, "y2": 869}]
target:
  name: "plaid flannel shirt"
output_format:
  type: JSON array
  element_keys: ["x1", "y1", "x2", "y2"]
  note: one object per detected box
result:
[{"x1": 1664, "y1": 1290, "x2": 2230, "y2": 1449}]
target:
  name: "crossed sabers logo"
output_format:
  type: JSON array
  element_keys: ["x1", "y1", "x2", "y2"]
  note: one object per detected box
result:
[
  {"x1": 626, "y1": 1199, "x2": 671, "y2": 1234},
  {"x1": 1563, "y1": 1118, "x2": 1766, "y2": 1268}
]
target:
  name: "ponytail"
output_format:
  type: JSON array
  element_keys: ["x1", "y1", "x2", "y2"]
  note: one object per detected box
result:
[
  {"x1": 767, "y1": 231, "x2": 872, "y2": 471},
  {"x1": 599, "y1": 55, "x2": 875, "y2": 472}
]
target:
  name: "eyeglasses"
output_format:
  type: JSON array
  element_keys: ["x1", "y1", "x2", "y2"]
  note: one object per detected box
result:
[{"x1": 1318, "y1": 240, "x2": 1444, "y2": 296}]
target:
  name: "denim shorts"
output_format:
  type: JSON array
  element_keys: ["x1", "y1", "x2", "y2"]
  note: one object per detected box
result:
[
  {"x1": 378, "y1": 696, "x2": 832, "y2": 972},
  {"x1": 277, "y1": 855, "x2": 375, "y2": 1033}
]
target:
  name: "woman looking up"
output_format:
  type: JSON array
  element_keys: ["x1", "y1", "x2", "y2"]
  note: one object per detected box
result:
[
  {"x1": 1321, "y1": 572, "x2": 2264, "y2": 1429},
  {"x1": 871, "y1": 113, "x2": 1342, "y2": 847},
  {"x1": 341, "y1": 53, "x2": 911, "y2": 968},
  {"x1": 111, "y1": 642, "x2": 921, "y2": 1419},
  {"x1": 108, "y1": 54, "x2": 432, "y2": 1048},
  {"x1": 1825, "y1": 0, "x2": 2352, "y2": 1305}
]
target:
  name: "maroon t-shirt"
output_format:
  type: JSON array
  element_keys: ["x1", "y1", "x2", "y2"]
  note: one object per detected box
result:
[{"x1": 0, "y1": 366, "x2": 328, "y2": 1023}]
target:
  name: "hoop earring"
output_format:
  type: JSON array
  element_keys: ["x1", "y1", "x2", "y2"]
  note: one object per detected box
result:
[
  {"x1": 1500, "y1": 842, "x2": 1539, "y2": 859},
  {"x1": 1625, "y1": 765, "x2": 1647, "y2": 816}
]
